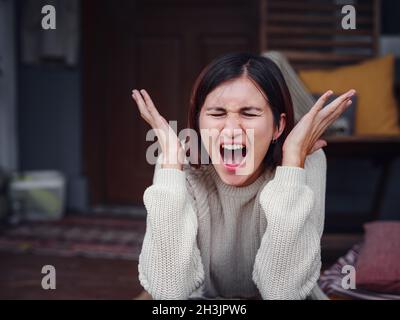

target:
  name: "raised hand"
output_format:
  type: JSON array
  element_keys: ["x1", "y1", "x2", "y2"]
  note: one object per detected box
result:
[
  {"x1": 282, "y1": 89, "x2": 356, "y2": 168},
  {"x1": 132, "y1": 89, "x2": 185, "y2": 170}
]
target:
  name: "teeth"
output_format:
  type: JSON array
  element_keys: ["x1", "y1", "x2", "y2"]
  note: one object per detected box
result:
[{"x1": 222, "y1": 144, "x2": 244, "y2": 151}]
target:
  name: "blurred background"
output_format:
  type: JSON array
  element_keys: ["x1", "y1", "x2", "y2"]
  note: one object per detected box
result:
[{"x1": 0, "y1": 0, "x2": 399, "y2": 300}]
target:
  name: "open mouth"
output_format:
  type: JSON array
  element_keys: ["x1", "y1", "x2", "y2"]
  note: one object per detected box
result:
[{"x1": 219, "y1": 143, "x2": 247, "y2": 167}]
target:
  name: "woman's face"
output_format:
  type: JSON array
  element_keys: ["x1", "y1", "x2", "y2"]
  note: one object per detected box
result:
[{"x1": 199, "y1": 77, "x2": 285, "y2": 187}]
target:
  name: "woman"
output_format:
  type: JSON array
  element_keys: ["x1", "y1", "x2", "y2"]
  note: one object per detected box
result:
[{"x1": 132, "y1": 52, "x2": 355, "y2": 300}]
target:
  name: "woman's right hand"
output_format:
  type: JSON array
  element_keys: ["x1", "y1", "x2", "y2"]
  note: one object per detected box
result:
[{"x1": 132, "y1": 89, "x2": 185, "y2": 170}]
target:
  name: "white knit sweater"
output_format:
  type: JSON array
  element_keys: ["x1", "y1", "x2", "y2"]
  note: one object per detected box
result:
[{"x1": 138, "y1": 149, "x2": 327, "y2": 300}]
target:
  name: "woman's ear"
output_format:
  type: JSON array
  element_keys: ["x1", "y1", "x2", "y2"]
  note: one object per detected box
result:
[{"x1": 273, "y1": 113, "x2": 286, "y2": 140}]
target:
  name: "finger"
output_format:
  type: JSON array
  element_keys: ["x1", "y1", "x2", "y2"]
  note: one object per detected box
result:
[
  {"x1": 311, "y1": 99, "x2": 353, "y2": 141},
  {"x1": 139, "y1": 89, "x2": 168, "y2": 130},
  {"x1": 133, "y1": 89, "x2": 151, "y2": 116},
  {"x1": 140, "y1": 89, "x2": 161, "y2": 118},
  {"x1": 318, "y1": 98, "x2": 353, "y2": 131},
  {"x1": 132, "y1": 91, "x2": 151, "y2": 119},
  {"x1": 332, "y1": 98, "x2": 353, "y2": 120},
  {"x1": 309, "y1": 90, "x2": 354, "y2": 145},
  {"x1": 314, "y1": 89, "x2": 354, "y2": 132},
  {"x1": 335, "y1": 89, "x2": 356, "y2": 106},
  {"x1": 132, "y1": 91, "x2": 152, "y2": 124},
  {"x1": 309, "y1": 139, "x2": 327, "y2": 155},
  {"x1": 310, "y1": 90, "x2": 334, "y2": 114},
  {"x1": 321, "y1": 89, "x2": 356, "y2": 117}
]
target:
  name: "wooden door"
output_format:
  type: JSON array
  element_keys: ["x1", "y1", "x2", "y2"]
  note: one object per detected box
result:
[{"x1": 83, "y1": 0, "x2": 259, "y2": 206}]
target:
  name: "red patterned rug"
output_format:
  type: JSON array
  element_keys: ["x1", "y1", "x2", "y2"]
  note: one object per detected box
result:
[{"x1": 0, "y1": 215, "x2": 146, "y2": 260}]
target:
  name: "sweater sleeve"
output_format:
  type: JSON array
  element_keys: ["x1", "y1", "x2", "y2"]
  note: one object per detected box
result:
[
  {"x1": 138, "y1": 160, "x2": 205, "y2": 300},
  {"x1": 253, "y1": 149, "x2": 326, "y2": 300}
]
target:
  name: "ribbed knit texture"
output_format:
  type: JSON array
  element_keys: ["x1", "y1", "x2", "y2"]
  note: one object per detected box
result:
[{"x1": 138, "y1": 149, "x2": 327, "y2": 300}]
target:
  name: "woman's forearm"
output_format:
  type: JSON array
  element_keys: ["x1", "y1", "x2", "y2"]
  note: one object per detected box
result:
[
  {"x1": 138, "y1": 168, "x2": 205, "y2": 300},
  {"x1": 253, "y1": 166, "x2": 322, "y2": 300}
]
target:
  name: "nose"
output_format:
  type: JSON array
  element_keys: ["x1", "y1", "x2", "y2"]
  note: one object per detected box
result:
[{"x1": 220, "y1": 114, "x2": 243, "y2": 140}]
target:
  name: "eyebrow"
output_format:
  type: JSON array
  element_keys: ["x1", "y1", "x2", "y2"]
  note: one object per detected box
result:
[{"x1": 206, "y1": 106, "x2": 263, "y2": 112}]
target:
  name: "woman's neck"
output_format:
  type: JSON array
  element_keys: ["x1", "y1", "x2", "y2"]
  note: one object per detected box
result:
[{"x1": 235, "y1": 163, "x2": 266, "y2": 187}]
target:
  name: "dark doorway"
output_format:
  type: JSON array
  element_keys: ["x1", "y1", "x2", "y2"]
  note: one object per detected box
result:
[{"x1": 83, "y1": 0, "x2": 259, "y2": 206}]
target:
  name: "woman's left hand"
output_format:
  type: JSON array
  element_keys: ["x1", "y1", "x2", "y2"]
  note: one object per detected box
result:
[{"x1": 282, "y1": 89, "x2": 356, "y2": 168}]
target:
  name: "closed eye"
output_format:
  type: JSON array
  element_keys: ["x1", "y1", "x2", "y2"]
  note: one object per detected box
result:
[
  {"x1": 242, "y1": 112, "x2": 261, "y2": 118},
  {"x1": 208, "y1": 113, "x2": 225, "y2": 117},
  {"x1": 242, "y1": 112, "x2": 259, "y2": 117},
  {"x1": 241, "y1": 107, "x2": 263, "y2": 117}
]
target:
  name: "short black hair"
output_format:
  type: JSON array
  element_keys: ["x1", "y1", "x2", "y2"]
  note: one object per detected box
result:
[{"x1": 188, "y1": 52, "x2": 295, "y2": 170}]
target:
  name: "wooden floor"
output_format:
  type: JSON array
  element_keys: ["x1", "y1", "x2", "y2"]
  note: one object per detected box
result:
[
  {"x1": 0, "y1": 233, "x2": 363, "y2": 300},
  {"x1": 0, "y1": 252, "x2": 143, "y2": 300}
]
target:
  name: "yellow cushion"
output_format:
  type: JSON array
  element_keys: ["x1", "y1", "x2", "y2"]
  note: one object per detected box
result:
[{"x1": 299, "y1": 55, "x2": 400, "y2": 136}]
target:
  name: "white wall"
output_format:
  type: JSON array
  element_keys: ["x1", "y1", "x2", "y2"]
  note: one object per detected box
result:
[{"x1": 0, "y1": 0, "x2": 18, "y2": 172}]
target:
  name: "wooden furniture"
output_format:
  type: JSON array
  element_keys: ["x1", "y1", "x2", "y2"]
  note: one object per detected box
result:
[
  {"x1": 83, "y1": 0, "x2": 260, "y2": 206},
  {"x1": 83, "y1": 0, "x2": 397, "y2": 217},
  {"x1": 324, "y1": 135, "x2": 400, "y2": 224},
  {"x1": 259, "y1": 0, "x2": 381, "y2": 70},
  {"x1": 260, "y1": 0, "x2": 399, "y2": 232}
]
